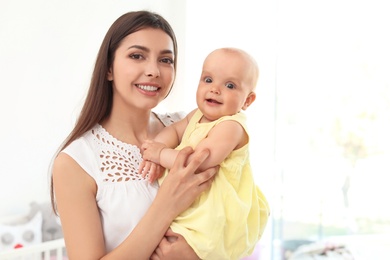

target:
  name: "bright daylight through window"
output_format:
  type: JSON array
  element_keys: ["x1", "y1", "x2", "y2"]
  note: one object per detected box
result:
[{"x1": 186, "y1": 1, "x2": 390, "y2": 259}]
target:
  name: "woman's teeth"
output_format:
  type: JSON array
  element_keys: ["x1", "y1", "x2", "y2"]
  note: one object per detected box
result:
[{"x1": 137, "y1": 84, "x2": 158, "y2": 91}]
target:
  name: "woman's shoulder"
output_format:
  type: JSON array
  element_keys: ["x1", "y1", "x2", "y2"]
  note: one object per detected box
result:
[
  {"x1": 60, "y1": 125, "x2": 102, "y2": 178},
  {"x1": 62, "y1": 126, "x2": 97, "y2": 155},
  {"x1": 154, "y1": 111, "x2": 187, "y2": 126}
]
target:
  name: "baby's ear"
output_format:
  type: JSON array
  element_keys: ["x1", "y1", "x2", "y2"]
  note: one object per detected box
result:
[{"x1": 242, "y1": 92, "x2": 256, "y2": 110}]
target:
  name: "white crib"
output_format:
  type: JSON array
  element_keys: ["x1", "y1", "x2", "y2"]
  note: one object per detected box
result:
[{"x1": 0, "y1": 238, "x2": 66, "y2": 260}]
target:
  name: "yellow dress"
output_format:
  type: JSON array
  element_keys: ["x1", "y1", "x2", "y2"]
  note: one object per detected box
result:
[{"x1": 159, "y1": 109, "x2": 270, "y2": 260}]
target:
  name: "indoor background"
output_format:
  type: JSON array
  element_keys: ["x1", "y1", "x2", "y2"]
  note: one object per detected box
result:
[{"x1": 1, "y1": 0, "x2": 389, "y2": 259}]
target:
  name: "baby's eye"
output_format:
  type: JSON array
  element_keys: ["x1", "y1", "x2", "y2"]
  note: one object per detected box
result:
[
  {"x1": 204, "y1": 77, "x2": 212, "y2": 83},
  {"x1": 226, "y1": 82, "x2": 235, "y2": 89},
  {"x1": 129, "y1": 53, "x2": 144, "y2": 60},
  {"x1": 160, "y1": 57, "x2": 174, "y2": 64}
]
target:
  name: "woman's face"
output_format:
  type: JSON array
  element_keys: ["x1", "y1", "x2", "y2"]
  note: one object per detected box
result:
[{"x1": 107, "y1": 28, "x2": 175, "y2": 111}]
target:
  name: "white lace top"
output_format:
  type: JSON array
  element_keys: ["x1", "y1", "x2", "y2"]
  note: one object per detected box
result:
[{"x1": 61, "y1": 112, "x2": 184, "y2": 252}]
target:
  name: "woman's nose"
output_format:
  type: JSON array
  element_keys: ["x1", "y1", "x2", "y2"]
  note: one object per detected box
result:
[{"x1": 144, "y1": 61, "x2": 160, "y2": 78}]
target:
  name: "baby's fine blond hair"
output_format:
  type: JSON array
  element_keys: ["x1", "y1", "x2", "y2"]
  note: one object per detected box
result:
[{"x1": 209, "y1": 47, "x2": 259, "y2": 90}]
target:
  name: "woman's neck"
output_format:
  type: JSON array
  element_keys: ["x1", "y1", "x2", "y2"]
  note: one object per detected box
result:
[{"x1": 101, "y1": 108, "x2": 152, "y2": 146}]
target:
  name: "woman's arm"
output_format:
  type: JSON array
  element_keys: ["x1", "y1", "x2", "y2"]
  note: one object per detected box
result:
[
  {"x1": 53, "y1": 147, "x2": 216, "y2": 259},
  {"x1": 53, "y1": 153, "x2": 106, "y2": 259}
]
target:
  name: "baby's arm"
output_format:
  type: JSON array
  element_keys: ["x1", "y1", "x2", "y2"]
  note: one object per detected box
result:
[
  {"x1": 141, "y1": 112, "x2": 246, "y2": 178},
  {"x1": 139, "y1": 110, "x2": 194, "y2": 181},
  {"x1": 154, "y1": 119, "x2": 247, "y2": 175},
  {"x1": 172, "y1": 120, "x2": 247, "y2": 172},
  {"x1": 153, "y1": 110, "x2": 194, "y2": 149}
]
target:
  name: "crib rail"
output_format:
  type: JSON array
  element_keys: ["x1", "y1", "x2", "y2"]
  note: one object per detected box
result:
[{"x1": 0, "y1": 238, "x2": 66, "y2": 260}]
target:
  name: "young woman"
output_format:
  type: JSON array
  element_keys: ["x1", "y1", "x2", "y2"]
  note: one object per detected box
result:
[{"x1": 50, "y1": 11, "x2": 217, "y2": 259}]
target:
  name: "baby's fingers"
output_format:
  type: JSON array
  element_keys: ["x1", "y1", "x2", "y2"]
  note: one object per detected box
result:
[
  {"x1": 138, "y1": 160, "x2": 147, "y2": 175},
  {"x1": 148, "y1": 163, "x2": 165, "y2": 183},
  {"x1": 141, "y1": 161, "x2": 152, "y2": 178},
  {"x1": 148, "y1": 163, "x2": 158, "y2": 183}
]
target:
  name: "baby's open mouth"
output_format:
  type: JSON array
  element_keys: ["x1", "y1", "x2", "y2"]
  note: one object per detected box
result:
[{"x1": 206, "y1": 98, "x2": 222, "y2": 104}]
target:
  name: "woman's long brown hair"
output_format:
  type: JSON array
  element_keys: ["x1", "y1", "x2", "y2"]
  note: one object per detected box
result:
[{"x1": 50, "y1": 11, "x2": 178, "y2": 213}]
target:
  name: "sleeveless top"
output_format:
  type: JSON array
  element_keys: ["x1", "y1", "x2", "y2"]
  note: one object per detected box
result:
[
  {"x1": 61, "y1": 112, "x2": 184, "y2": 253},
  {"x1": 163, "y1": 109, "x2": 270, "y2": 260}
]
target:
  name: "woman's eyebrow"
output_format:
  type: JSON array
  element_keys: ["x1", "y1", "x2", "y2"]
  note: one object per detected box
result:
[
  {"x1": 128, "y1": 45, "x2": 149, "y2": 51},
  {"x1": 160, "y1": 49, "x2": 173, "y2": 55},
  {"x1": 127, "y1": 45, "x2": 173, "y2": 55}
]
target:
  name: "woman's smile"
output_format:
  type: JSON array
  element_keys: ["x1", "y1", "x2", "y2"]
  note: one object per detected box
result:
[{"x1": 136, "y1": 84, "x2": 160, "y2": 92}]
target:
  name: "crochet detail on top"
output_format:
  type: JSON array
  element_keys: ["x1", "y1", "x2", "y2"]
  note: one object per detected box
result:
[{"x1": 92, "y1": 127, "x2": 144, "y2": 183}]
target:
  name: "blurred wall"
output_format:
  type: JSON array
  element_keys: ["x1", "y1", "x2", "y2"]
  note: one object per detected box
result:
[{"x1": 0, "y1": 0, "x2": 187, "y2": 216}]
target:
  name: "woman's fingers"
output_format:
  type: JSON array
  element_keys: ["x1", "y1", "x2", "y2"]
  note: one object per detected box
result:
[
  {"x1": 168, "y1": 146, "x2": 218, "y2": 189},
  {"x1": 185, "y1": 148, "x2": 217, "y2": 189},
  {"x1": 171, "y1": 146, "x2": 195, "y2": 169},
  {"x1": 164, "y1": 228, "x2": 176, "y2": 237},
  {"x1": 185, "y1": 148, "x2": 210, "y2": 171},
  {"x1": 156, "y1": 146, "x2": 217, "y2": 220},
  {"x1": 150, "y1": 236, "x2": 168, "y2": 260},
  {"x1": 196, "y1": 166, "x2": 217, "y2": 191}
]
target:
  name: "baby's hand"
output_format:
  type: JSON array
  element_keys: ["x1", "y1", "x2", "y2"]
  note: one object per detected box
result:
[
  {"x1": 138, "y1": 160, "x2": 165, "y2": 183},
  {"x1": 141, "y1": 140, "x2": 167, "y2": 164},
  {"x1": 138, "y1": 140, "x2": 168, "y2": 183}
]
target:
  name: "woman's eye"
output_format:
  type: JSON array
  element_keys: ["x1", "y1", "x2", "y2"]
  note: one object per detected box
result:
[
  {"x1": 226, "y1": 83, "x2": 235, "y2": 89},
  {"x1": 205, "y1": 77, "x2": 212, "y2": 83},
  {"x1": 129, "y1": 53, "x2": 143, "y2": 60},
  {"x1": 161, "y1": 57, "x2": 174, "y2": 64}
]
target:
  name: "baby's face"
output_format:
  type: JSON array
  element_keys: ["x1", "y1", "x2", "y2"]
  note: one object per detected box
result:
[{"x1": 196, "y1": 49, "x2": 256, "y2": 122}]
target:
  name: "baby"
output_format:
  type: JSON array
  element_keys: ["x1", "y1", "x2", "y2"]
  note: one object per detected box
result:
[{"x1": 139, "y1": 47, "x2": 270, "y2": 260}]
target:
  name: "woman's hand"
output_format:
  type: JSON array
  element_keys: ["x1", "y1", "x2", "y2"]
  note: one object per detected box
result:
[
  {"x1": 150, "y1": 229, "x2": 200, "y2": 260},
  {"x1": 155, "y1": 146, "x2": 217, "y2": 220},
  {"x1": 122, "y1": 146, "x2": 216, "y2": 259}
]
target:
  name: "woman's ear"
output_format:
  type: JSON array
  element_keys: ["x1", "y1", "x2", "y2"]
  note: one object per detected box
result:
[
  {"x1": 242, "y1": 92, "x2": 256, "y2": 110},
  {"x1": 107, "y1": 67, "x2": 113, "y2": 81}
]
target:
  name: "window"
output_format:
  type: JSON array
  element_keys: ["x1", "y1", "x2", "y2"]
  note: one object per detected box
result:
[{"x1": 184, "y1": 1, "x2": 390, "y2": 259}]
